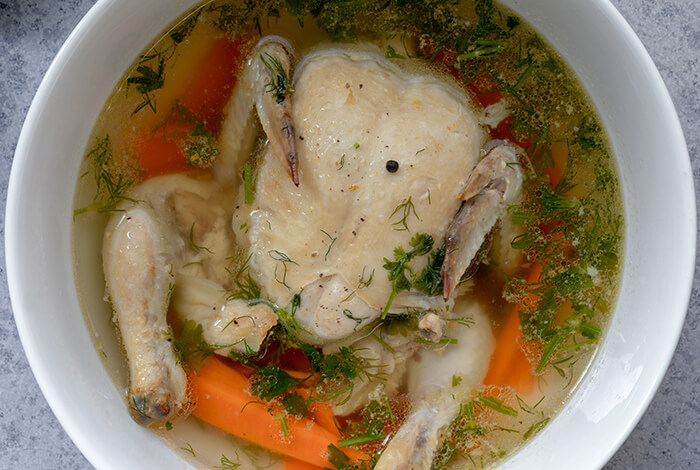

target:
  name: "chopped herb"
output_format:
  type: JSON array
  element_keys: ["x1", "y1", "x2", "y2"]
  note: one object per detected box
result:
[
  {"x1": 129, "y1": 395, "x2": 152, "y2": 421},
  {"x1": 188, "y1": 222, "x2": 213, "y2": 254},
  {"x1": 452, "y1": 375, "x2": 463, "y2": 387},
  {"x1": 415, "y1": 337, "x2": 457, "y2": 345},
  {"x1": 390, "y1": 196, "x2": 420, "y2": 232},
  {"x1": 541, "y1": 186, "x2": 579, "y2": 214},
  {"x1": 226, "y1": 253, "x2": 262, "y2": 301},
  {"x1": 74, "y1": 136, "x2": 135, "y2": 216},
  {"x1": 216, "y1": 454, "x2": 241, "y2": 470},
  {"x1": 281, "y1": 392, "x2": 308, "y2": 416},
  {"x1": 523, "y1": 417, "x2": 550, "y2": 440},
  {"x1": 268, "y1": 249, "x2": 298, "y2": 289},
  {"x1": 320, "y1": 229, "x2": 338, "y2": 261},
  {"x1": 353, "y1": 142, "x2": 360, "y2": 149},
  {"x1": 342, "y1": 309, "x2": 363, "y2": 327},
  {"x1": 274, "y1": 412, "x2": 290, "y2": 438},
  {"x1": 127, "y1": 51, "x2": 167, "y2": 114},
  {"x1": 382, "y1": 232, "x2": 434, "y2": 316},
  {"x1": 169, "y1": 10, "x2": 200, "y2": 43},
  {"x1": 337, "y1": 154, "x2": 346, "y2": 170},
  {"x1": 181, "y1": 443, "x2": 195, "y2": 456},
  {"x1": 261, "y1": 53, "x2": 292, "y2": 104},
  {"x1": 185, "y1": 122, "x2": 219, "y2": 167},
  {"x1": 413, "y1": 246, "x2": 445, "y2": 296},
  {"x1": 385, "y1": 44, "x2": 406, "y2": 59},
  {"x1": 165, "y1": 421, "x2": 173, "y2": 431},
  {"x1": 477, "y1": 393, "x2": 519, "y2": 416},
  {"x1": 338, "y1": 434, "x2": 385, "y2": 447},
  {"x1": 251, "y1": 364, "x2": 306, "y2": 400},
  {"x1": 445, "y1": 316, "x2": 475, "y2": 327}
]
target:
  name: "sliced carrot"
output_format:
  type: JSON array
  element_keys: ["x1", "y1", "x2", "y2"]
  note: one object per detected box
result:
[
  {"x1": 284, "y1": 458, "x2": 324, "y2": 470},
  {"x1": 180, "y1": 35, "x2": 252, "y2": 135},
  {"x1": 483, "y1": 263, "x2": 542, "y2": 394},
  {"x1": 189, "y1": 358, "x2": 367, "y2": 467},
  {"x1": 296, "y1": 387, "x2": 341, "y2": 438},
  {"x1": 135, "y1": 122, "x2": 194, "y2": 179}
]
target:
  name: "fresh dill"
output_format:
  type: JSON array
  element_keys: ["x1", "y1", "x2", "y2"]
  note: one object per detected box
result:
[
  {"x1": 185, "y1": 122, "x2": 219, "y2": 167},
  {"x1": 445, "y1": 316, "x2": 475, "y2": 328},
  {"x1": 127, "y1": 50, "x2": 167, "y2": 115},
  {"x1": 215, "y1": 454, "x2": 241, "y2": 470},
  {"x1": 340, "y1": 397, "x2": 394, "y2": 449},
  {"x1": 226, "y1": 253, "x2": 262, "y2": 301},
  {"x1": 268, "y1": 249, "x2": 298, "y2": 289},
  {"x1": 342, "y1": 267, "x2": 375, "y2": 302},
  {"x1": 74, "y1": 136, "x2": 135, "y2": 216},
  {"x1": 337, "y1": 154, "x2": 346, "y2": 170},
  {"x1": 385, "y1": 45, "x2": 406, "y2": 59},
  {"x1": 261, "y1": 53, "x2": 292, "y2": 104},
  {"x1": 390, "y1": 196, "x2": 420, "y2": 232},
  {"x1": 342, "y1": 309, "x2": 363, "y2": 329},
  {"x1": 188, "y1": 222, "x2": 213, "y2": 254},
  {"x1": 181, "y1": 443, "x2": 195, "y2": 457},
  {"x1": 523, "y1": 417, "x2": 550, "y2": 440},
  {"x1": 477, "y1": 393, "x2": 518, "y2": 417},
  {"x1": 320, "y1": 229, "x2": 338, "y2": 261}
]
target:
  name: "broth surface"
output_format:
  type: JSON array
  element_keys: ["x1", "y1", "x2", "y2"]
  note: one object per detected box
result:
[{"x1": 72, "y1": 1, "x2": 623, "y2": 468}]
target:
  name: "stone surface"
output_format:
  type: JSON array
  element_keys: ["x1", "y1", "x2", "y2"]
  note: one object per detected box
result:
[{"x1": 0, "y1": 0, "x2": 697, "y2": 468}]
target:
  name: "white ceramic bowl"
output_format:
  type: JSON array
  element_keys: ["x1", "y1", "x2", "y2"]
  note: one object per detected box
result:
[{"x1": 6, "y1": 0, "x2": 695, "y2": 468}]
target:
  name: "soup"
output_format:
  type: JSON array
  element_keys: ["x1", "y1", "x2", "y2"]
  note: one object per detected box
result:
[{"x1": 72, "y1": 0, "x2": 623, "y2": 468}]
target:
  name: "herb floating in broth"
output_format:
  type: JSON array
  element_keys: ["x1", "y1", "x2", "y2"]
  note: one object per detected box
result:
[{"x1": 73, "y1": 0, "x2": 622, "y2": 468}]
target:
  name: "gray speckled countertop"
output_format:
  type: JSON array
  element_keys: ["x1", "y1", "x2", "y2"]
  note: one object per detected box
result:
[{"x1": 1, "y1": 1, "x2": 698, "y2": 468}]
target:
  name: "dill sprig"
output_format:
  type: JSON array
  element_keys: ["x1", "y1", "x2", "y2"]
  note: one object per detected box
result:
[
  {"x1": 74, "y1": 135, "x2": 135, "y2": 216},
  {"x1": 268, "y1": 249, "x2": 298, "y2": 289},
  {"x1": 320, "y1": 229, "x2": 338, "y2": 261},
  {"x1": 127, "y1": 51, "x2": 168, "y2": 115},
  {"x1": 226, "y1": 253, "x2": 261, "y2": 301},
  {"x1": 390, "y1": 196, "x2": 420, "y2": 232},
  {"x1": 188, "y1": 222, "x2": 213, "y2": 254},
  {"x1": 261, "y1": 53, "x2": 293, "y2": 104}
]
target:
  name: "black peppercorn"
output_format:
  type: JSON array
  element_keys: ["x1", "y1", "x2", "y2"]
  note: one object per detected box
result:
[{"x1": 386, "y1": 160, "x2": 399, "y2": 173}]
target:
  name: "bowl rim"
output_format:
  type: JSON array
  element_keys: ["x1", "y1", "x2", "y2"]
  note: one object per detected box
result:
[{"x1": 6, "y1": 0, "x2": 695, "y2": 468}]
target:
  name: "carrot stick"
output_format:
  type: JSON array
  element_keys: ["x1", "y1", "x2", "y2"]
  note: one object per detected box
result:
[
  {"x1": 179, "y1": 35, "x2": 252, "y2": 135},
  {"x1": 483, "y1": 263, "x2": 542, "y2": 394},
  {"x1": 296, "y1": 387, "x2": 341, "y2": 438},
  {"x1": 284, "y1": 458, "x2": 324, "y2": 470},
  {"x1": 189, "y1": 358, "x2": 367, "y2": 467},
  {"x1": 135, "y1": 121, "x2": 194, "y2": 179}
]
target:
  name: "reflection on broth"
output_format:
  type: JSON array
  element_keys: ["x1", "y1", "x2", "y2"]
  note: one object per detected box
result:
[{"x1": 72, "y1": 1, "x2": 623, "y2": 468}]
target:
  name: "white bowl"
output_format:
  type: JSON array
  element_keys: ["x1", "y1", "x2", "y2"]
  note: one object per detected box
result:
[{"x1": 6, "y1": 0, "x2": 694, "y2": 468}]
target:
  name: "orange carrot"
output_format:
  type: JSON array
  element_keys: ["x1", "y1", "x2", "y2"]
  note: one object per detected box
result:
[
  {"x1": 135, "y1": 122, "x2": 194, "y2": 179},
  {"x1": 284, "y1": 458, "x2": 324, "y2": 470},
  {"x1": 135, "y1": 34, "x2": 252, "y2": 180},
  {"x1": 483, "y1": 263, "x2": 542, "y2": 394},
  {"x1": 180, "y1": 35, "x2": 252, "y2": 135},
  {"x1": 543, "y1": 140, "x2": 568, "y2": 187},
  {"x1": 296, "y1": 387, "x2": 342, "y2": 438},
  {"x1": 189, "y1": 358, "x2": 367, "y2": 467}
]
